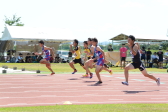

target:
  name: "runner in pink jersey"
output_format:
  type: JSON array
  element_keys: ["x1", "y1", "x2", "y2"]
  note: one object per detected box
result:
[{"x1": 120, "y1": 44, "x2": 128, "y2": 69}]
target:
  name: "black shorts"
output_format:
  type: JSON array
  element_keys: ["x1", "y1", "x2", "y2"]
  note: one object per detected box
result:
[
  {"x1": 147, "y1": 57, "x2": 151, "y2": 61},
  {"x1": 88, "y1": 57, "x2": 91, "y2": 60},
  {"x1": 141, "y1": 56, "x2": 146, "y2": 60},
  {"x1": 121, "y1": 57, "x2": 126, "y2": 61},
  {"x1": 131, "y1": 62, "x2": 145, "y2": 71},
  {"x1": 73, "y1": 58, "x2": 84, "y2": 66}
]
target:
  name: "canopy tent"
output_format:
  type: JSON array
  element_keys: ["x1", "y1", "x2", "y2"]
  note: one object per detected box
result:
[
  {"x1": 1, "y1": 26, "x2": 75, "y2": 42},
  {"x1": 110, "y1": 33, "x2": 168, "y2": 43},
  {"x1": 0, "y1": 26, "x2": 75, "y2": 60}
]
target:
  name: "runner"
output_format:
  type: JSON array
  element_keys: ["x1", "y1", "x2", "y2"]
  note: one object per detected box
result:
[
  {"x1": 84, "y1": 38, "x2": 112, "y2": 78},
  {"x1": 91, "y1": 38, "x2": 106, "y2": 84},
  {"x1": 82, "y1": 41, "x2": 91, "y2": 77},
  {"x1": 69, "y1": 39, "x2": 85, "y2": 74},
  {"x1": 122, "y1": 35, "x2": 160, "y2": 86},
  {"x1": 35, "y1": 40, "x2": 55, "y2": 75}
]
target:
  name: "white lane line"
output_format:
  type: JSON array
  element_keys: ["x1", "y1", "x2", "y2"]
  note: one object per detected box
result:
[
  {"x1": 0, "y1": 103, "x2": 58, "y2": 107},
  {"x1": 24, "y1": 90, "x2": 39, "y2": 92},
  {"x1": 65, "y1": 89, "x2": 77, "y2": 90},
  {"x1": 152, "y1": 97, "x2": 167, "y2": 99},
  {"x1": 39, "y1": 95, "x2": 57, "y2": 97},
  {"x1": 0, "y1": 97, "x2": 9, "y2": 99},
  {"x1": 7, "y1": 103, "x2": 28, "y2": 105},
  {"x1": 108, "y1": 99, "x2": 123, "y2": 100}
]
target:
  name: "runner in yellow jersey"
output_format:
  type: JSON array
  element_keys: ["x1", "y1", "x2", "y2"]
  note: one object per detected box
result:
[{"x1": 69, "y1": 39, "x2": 85, "y2": 74}]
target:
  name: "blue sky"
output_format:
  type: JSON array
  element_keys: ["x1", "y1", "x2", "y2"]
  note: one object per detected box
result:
[{"x1": 0, "y1": 0, "x2": 168, "y2": 42}]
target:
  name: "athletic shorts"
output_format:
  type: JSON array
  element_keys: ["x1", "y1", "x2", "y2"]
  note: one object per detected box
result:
[
  {"x1": 131, "y1": 61, "x2": 145, "y2": 71},
  {"x1": 88, "y1": 57, "x2": 91, "y2": 60},
  {"x1": 44, "y1": 57, "x2": 50, "y2": 61},
  {"x1": 121, "y1": 57, "x2": 126, "y2": 61},
  {"x1": 158, "y1": 58, "x2": 163, "y2": 62},
  {"x1": 141, "y1": 56, "x2": 146, "y2": 60},
  {"x1": 97, "y1": 58, "x2": 104, "y2": 66},
  {"x1": 147, "y1": 56, "x2": 151, "y2": 61},
  {"x1": 73, "y1": 58, "x2": 84, "y2": 66}
]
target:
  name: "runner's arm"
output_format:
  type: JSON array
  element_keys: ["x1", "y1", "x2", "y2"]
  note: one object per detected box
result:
[{"x1": 130, "y1": 45, "x2": 138, "y2": 56}]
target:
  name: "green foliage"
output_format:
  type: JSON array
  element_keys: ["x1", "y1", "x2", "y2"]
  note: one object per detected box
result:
[
  {"x1": 4, "y1": 15, "x2": 24, "y2": 26},
  {"x1": 161, "y1": 43, "x2": 168, "y2": 50}
]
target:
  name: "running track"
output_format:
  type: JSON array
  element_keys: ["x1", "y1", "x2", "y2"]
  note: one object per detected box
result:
[{"x1": 0, "y1": 72, "x2": 168, "y2": 107}]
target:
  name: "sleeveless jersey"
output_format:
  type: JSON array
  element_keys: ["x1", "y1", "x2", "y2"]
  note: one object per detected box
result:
[
  {"x1": 74, "y1": 46, "x2": 81, "y2": 59},
  {"x1": 42, "y1": 46, "x2": 50, "y2": 59},
  {"x1": 130, "y1": 44, "x2": 141, "y2": 63}
]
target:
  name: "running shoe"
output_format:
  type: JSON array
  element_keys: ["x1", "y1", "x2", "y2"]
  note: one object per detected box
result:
[
  {"x1": 82, "y1": 74, "x2": 89, "y2": 77},
  {"x1": 72, "y1": 70, "x2": 77, "y2": 74},
  {"x1": 109, "y1": 70, "x2": 113, "y2": 75},
  {"x1": 121, "y1": 81, "x2": 129, "y2": 86},
  {"x1": 156, "y1": 78, "x2": 160, "y2": 86},
  {"x1": 95, "y1": 81, "x2": 103, "y2": 85},
  {"x1": 51, "y1": 72, "x2": 55, "y2": 75},
  {"x1": 90, "y1": 73, "x2": 93, "y2": 79}
]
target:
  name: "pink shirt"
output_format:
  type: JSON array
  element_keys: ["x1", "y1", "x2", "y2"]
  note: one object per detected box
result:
[{"x1": 120, "y1": 47, "x2": 127, "y2": 57}]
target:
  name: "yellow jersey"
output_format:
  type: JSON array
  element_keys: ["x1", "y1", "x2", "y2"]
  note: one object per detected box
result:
[
  {"x1": 74, "y1": 46, "x2": 81, "y2": 59},
  {"x1": 84, "y1": 48, "x2": 91, "y2": 58}
]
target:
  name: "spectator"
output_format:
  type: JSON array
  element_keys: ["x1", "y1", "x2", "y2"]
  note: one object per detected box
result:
[
  {"x1": 141, "y1": 46, "x2": 147, "y2": 67},
  {"x1": 164, "y1": 49, "x2": 168, "y2": 66},
  {"x1": 146, "y1": 48, "x2": 152, "y2": 67},
  {"x1": 120, "y1": 44, "x2": 127, "y2": 69},
  {"x1": 107, "y1": 45, "x2": 113, "y2": 51},
  {"x1": 37, "y1": 55, "x2": 43, "y2": 63},
  {"x1": 151, "y1": 52, "x2": 159, "y2": 68},
  {"x1": 157, "y1": 49, "x2": 163, "y2": 69},
  {"x1": 15, "y1": 53, "x2": 24, "y2": 63},
  {"x1": 68, "y1": 51, "x2": 73, "y2": 62},
  {"x1": 25, "y1": 53, "x2": 32, "y2": 63},
  {"x1": 55, "y1": 54, "x2": 61, "y2": 63},
  {"x1": 31, "y1": 53, "x2": 37, "y2": 63}
]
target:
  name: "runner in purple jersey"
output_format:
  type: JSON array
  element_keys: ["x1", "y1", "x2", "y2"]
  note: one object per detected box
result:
[{"x1": 35, "y1": 40, "x2": 55, "y2": 75}]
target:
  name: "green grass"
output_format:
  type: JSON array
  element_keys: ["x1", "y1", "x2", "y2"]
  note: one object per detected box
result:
[
  {"x1": 0, "y1": 104, "x2": 168, "y2": 112},
  {"x1": 0, "y1": 63, "x2": 167, "y2": 74}
]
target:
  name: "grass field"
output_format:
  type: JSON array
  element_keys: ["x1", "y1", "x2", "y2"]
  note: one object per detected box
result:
[
  {"x1": 0, "y1": 104, "x2": 168, "y2": 112},
  {"x1": 0, "y1": 63, "x2": 168, "y2": 112},
  {"x1": 0, "y1": 63, "x2": 167, "y2": 74}
]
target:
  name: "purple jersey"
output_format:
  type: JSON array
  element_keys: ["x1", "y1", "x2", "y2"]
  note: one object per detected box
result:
[
  {"x1": 42, "y1": 46, "x2": 50, "y2": 61},
  {"x1": 94, "y1": 46, "x2": 104, "y2": 66}
]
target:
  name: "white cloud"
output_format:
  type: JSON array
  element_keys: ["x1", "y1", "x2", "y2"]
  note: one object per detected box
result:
[{"x1": 120, "y1": 1, "x2": 145, "y2": 8}]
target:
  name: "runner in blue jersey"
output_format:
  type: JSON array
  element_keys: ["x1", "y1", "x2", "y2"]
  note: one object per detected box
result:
[
  {"x1": 91, "y1": 38, "x2": 106, "y2": 84},
  {"x1": 35, "y1": 40, "x2": 55, "y2": 75},
  {"x1": 122, "y1": 35, "x2": 160, "y2": 86}
]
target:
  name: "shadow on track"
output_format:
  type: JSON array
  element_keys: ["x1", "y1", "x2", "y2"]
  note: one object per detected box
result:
[{"x1": 123, "y1": 90, "x2": 159, "y2": 94}]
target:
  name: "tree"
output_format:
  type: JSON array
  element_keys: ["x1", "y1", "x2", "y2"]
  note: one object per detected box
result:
[
  {"x1": 1, "y1": 15, "x2": 24, "y2": 33},
  {"x1": 4, "y1": 15, "x2": 24, "y2": 26}
]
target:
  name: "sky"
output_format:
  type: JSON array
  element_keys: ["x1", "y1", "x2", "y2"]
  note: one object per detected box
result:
[{"x1": 0, "y1": 0, "x2": 168, "y2": 42}]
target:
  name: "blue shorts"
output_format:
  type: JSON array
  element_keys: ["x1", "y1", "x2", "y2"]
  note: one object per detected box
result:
[
  {"x1": 97, "y1": 58, "x2": 104, "y2": 66},
  {"x1": 44, "y1": 56, "x2": 50, "y2": 61}
]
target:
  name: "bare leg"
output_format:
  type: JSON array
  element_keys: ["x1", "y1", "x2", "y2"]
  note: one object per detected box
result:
[
  {"x1": 40, "y1": 59, "x2": 54, "y2": 74},
  {"x1": 141, "y1": 69, "x2": 158, "y2": 81},
  {"x1": 69, "y1": 61, "x2": 76, "y2": 70},
  {"x1": 95, "y1": 65, "x2": 103, "y2": 82},
  {"x1": 124, "y1": 63, "x2": 134, "y2": 82},
  {"x1": 84, "y1": 59, "x2": 94, "y2": 74}
]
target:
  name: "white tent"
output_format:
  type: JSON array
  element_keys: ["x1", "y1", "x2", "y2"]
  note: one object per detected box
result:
[
  {"x1": 0, "y1": 26, "x2": 75, "y2": 55},
  {"x1": 1, "y1": 26, "x2": 75, "y2": 42}
]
